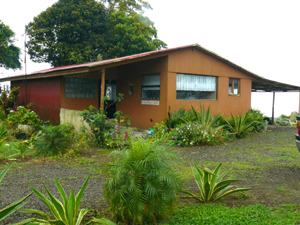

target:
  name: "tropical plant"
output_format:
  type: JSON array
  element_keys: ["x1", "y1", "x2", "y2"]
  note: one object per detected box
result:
[
  {"x1": 0, "y1": 86, "x2": 19, "y2": 115},
  {"x1": 164, "y1": 106, "x2": 190, "y2": 129},
  {"x1": 81, "y1": 94, "x2": 127, "y2": 145},
  {"x1": 190, "y1": 105, "x2": 223, "y2": 129},
  {"x1": 104, "y1": 135, "x2": 182, "y2": 224},
  {"x1": 7, "y1": 106, "x2": 41, "y2": 130},
  {"x1": 19, "y1": 175, "x2": 91, "y2": 224},
  {"x1": 225, "y1": 111, "x2": 256, "y2": 138},
  {"x1": 180, "y1": 163, "x2": 252, "y2": 202},
  {"x1": 0, "y1": 164, "x2": 32, "y2": 221},
  {"x1": 170, "y1": 122, "x2": 224, "y2": 147},
  {"x1": 0, "y1": 123, "x2": 8, "y2": 148},
  {"x1": 34, "y1": 125, "x2": 72, "y2": 156},
  {"x1": 103, "y1": 125, "x2": 135, "y2": 150}
]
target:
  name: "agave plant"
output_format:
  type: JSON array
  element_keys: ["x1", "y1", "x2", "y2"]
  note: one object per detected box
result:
[
  {"x1": 226, "y1": 111, "x2": 256, "y2": 138},
  {"x1": 165, "y1": 106, "x2": 190, "y2": 128},
  {"x1": 190, "y1": 105, "x2": 223, "y2": 129},
  {"x1": 180, "y1": 163, "x2": 251, "y2": 202},
  {"x1": 0, "y1": 164, "x2": 32, "y2": 221},
  {"x1": 18, "y1": 175, "x2": 91, "y2": 225}
]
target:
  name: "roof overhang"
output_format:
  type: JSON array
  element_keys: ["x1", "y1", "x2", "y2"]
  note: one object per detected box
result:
[{"x1": 0, "y1": 44, "x2": 299, "y2": 92}]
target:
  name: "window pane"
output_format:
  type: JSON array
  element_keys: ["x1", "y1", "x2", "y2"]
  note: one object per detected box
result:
[
  {"x1": 177, "y1": 91, "x2": 216, "y2": 100},
  {"x1": 142, "y1": 74, "x2": 160, "y2": 86},
  {"x1": 229, "y1": 79, "x2": 233, "y2": 94},
  {"x1": 234, "y1": 79, "x2": 239, "y2": 95},
  {"x1": 177, "y1": 74, "x2": 216, "y2": 91},
  {"x1": 141, "y1": 74, "x2": 160, "y2": 100}
]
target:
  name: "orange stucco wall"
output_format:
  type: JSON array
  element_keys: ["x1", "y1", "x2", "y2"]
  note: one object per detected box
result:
[
  {"x1": 165, "y1": 48, "x2": 252, "y2": 117},
  {"x1": 115, "y1": 57, "x2": 168, "y2": 129},
  {"x1": 59, "y1": 48, "x2": 253, "y2": 130}
]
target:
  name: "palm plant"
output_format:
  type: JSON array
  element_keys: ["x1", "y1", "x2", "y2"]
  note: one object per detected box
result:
[
  {"x1": 180, "y1": 163, "x2": 251, "y2": 202},
  {"x1": 0, "y1": 123, "x2": 7, "y2": 148},
  {"x1": 104, "y1": 135, "x2": 182, "y2": 225},
  {"x1": 18, "y1": 175, "x2": 91, "y2": 224},
  {"x1": 0, "y1": 164, "x2": 32, "y2": 221},
  {"x1": 190, "y1": 105, "x2": 223, "y2": 129}
]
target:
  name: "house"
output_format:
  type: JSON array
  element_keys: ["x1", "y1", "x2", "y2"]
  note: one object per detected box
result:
[{"x1": 1, "y1": 44, "x2": 299, "y2": 130}]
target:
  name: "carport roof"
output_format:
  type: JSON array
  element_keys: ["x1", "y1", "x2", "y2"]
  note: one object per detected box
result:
[{"x1": 0, "y1": 44, "x2": 299, "y2": 92}]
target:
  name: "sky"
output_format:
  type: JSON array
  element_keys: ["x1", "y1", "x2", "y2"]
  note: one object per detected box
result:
[{"x1": 0, "y1": 0, "x2": 299, "y2": 117}]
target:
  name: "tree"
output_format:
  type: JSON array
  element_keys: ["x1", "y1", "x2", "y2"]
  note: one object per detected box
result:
[
  {"x1": 0, "y1": 20, "x2": 21, "y2": 70},
  {"x1": 26, "y1": 0, "x2": 108, "y2": 67},
  {"x1": 104, "y1": 11, "x2": 166, "y2": 59},
  {"x1": 26, "y1": 0, "x2": 166, "y2": 67}
]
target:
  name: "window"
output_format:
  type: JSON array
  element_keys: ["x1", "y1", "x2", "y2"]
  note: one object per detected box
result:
[
  {"x1": 176, "y1": 74, "x2": 217, "y2": 100},
  {"x1": 65, "y1": 77, "x2": 97, "y2": 98},
  {"x1": 141, "y1": 74, "x2": 160, "y2": 100},
  {"x1": 228, "y1": 79, "x2": 239, "y2": 95}
]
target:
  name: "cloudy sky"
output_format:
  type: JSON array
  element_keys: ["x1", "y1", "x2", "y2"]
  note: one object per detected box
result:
[{"x1": 0, "y1": 0, "x2": 299, "y2": 117}]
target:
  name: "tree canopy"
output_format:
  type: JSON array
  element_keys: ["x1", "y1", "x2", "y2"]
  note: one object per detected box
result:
[
  {"x1": 26, "y1": 0, "x2": 166, "y2": 67},
  {"x1": 0, "y1": 20, "x2": 21, "y2": 70}
]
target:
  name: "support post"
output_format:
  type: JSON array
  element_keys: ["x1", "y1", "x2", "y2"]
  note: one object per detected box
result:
[
  {"x1": 272, "y1": 91, "x2": 275, "y2": 124},
  {"x1": 298, "y1": 91, "x2": 300, "y2": 115},
  {"x1": 100, "y1": 69, "x2": 105, "y2": 110}
]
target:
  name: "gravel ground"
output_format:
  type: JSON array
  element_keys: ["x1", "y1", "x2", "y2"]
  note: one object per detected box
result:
[
  {"x1": 0, "y1": 125, "x2": 298, "y2": 224},
  {"x1": 0, "y1": 155, "x2": 108, "y2": 224}
]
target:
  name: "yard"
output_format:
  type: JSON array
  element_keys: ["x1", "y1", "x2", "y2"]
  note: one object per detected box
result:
[{"x1": 1, "y1": 125, "x2": 300, "y2": 224}]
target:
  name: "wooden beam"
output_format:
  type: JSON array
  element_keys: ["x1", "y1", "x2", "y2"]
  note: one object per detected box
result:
[{"x1": 100, "y1": 69, "x2": 105, "y2": 110}]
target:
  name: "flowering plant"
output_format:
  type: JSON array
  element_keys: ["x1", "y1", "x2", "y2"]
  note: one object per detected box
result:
[
  {"x1": 103, "y1": 124, "x2": 136, "y2": 149},
  {"x1": 170, "y1": 122, "x2": 224, "y2": 147},
  {"x1": 7, "y1": 106, "x2": 41, "y2": 130}
]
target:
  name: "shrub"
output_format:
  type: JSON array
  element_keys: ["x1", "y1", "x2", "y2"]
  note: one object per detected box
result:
[
  {"x1": 0, "y1": 123, "x2": 8, "y2": 148},
  {"x1": 170, "y1": 122, "x2": 224, "y2": 147},
  {"x1": 103, "y1": 124, "x2": 135, "y2": 149},
  {"x1": 180, "y1": 163, "x2": 252, "y2": 202},
  {"x1": 81, "y1": 94, "x2": 128, "y2": 145},
  {"x1": 7, "y1": 106, "x2": 41, "y2": 130},
  {"x1": 34, "y1": 125, "x2": 72, "y2": 156},
  {"x1": 0, "y1": 86, "x2": 19, "y2": 115},
  {"x1": 104, "y1": 136, "x2": 182, "y2": 224}
]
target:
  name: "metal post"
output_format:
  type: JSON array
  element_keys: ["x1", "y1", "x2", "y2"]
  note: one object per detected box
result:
[{"x1": 272, "y1": 92, "x2": 275, "y2": 124}]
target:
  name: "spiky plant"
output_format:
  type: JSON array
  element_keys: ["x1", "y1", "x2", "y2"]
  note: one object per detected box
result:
[
  {"x1": 190, "y1": 105, "x2": 223, "y2": 129},
  {"x1": 180, "y1": 163, "x2": 251, "y2": 202},
  {"x1": 104, "y1": 135, "x2": 182, "y2": 225},
  {"x1": 226, "y1": 111, "x2": 256, "y2": 138}
]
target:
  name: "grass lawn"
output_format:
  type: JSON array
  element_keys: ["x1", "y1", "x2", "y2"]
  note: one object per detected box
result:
[{"x1": 1, "y1": 125, "x2": 300, "y2": 224}]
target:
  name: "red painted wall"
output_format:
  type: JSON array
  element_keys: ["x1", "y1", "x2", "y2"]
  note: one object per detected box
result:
[{"x1": 12, "y1": 77, "x2": 61, "y2": 125}]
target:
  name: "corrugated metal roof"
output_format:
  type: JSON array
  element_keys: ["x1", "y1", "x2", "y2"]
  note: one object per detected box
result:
[{"x1": 1, "y1": 44, "x2": 299, "y2": 91}]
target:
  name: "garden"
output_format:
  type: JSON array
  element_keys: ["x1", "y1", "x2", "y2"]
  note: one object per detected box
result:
[{"x1": 0, "y1": 88, "x2": 300, "y2": 224}]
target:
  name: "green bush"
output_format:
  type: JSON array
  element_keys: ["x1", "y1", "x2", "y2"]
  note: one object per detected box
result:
[
  {"x1": 104, "y1": 136, "x2": 182, "y2": 224},
  {"x1": 170, "y1": 122, "x2": 224, "y2": 147},
  {"x1": 164, "y1": 106, "x2": 191, "y2": 129},
  {"x1": 103, "y1": 124, "x2": 135, "y2": 149},
  {"x1": 34, "y1": 125, "x2": 72, "y2": 156},
  {"x1": 190, "y1": 105, "x2": 223, "y2": 129},
  {"x1": 180, "y1": 163, "x2": 251, "y2": 202},
  {"x1": 7, "y1": 106, "x2": 41, "y2": 130},
  {"x1": 0, "y1": 86, "x2": 19, "y2": 115},
  {"x1": 81, "y1": 93, "x2": 127, "y2": 145}
]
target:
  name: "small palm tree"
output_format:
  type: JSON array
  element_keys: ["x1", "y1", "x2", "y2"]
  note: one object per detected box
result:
[{"x1": 104, "y1": 135, "x2": 182, "y2": 224}]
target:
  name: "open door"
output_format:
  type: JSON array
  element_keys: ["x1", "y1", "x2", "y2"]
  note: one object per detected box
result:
[{"x1": 100, "y1": 80, "x2": 116, "y2": 118}]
